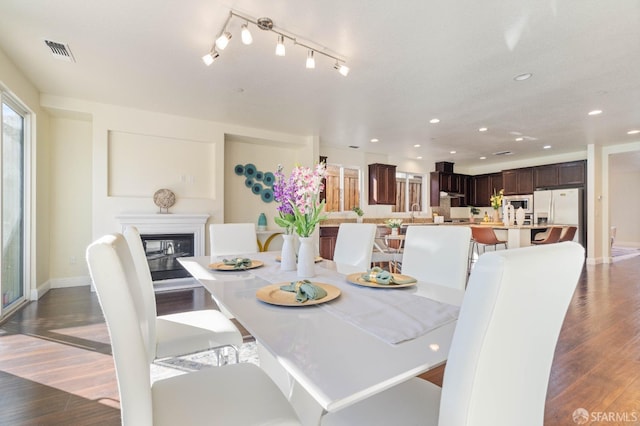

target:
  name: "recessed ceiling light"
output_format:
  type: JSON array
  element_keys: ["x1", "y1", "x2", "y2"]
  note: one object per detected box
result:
[
  {"x1": 479, "y1": 127, "x2": 488, "y2": 132},
  {"x1": 413, "y1": 144, "x2": 421, "y2": 148},
  {"x1": 450, "y1": 150, "x2": 456, "y2": 154},
  {"x1": 416, "y1": 156, "x2": 423, "y2": 160},
  {"x1": 543, "y1": 145, "x2": 552, "y2": 149},
  {"x1": 370, "y1": 138, "x2": 379, "y2": 143},
  {"x1": 429, "y1": 118, "x2": 440, "y2": 124},
  {"x1": 480, "y1": 156, "x2": 487, "y2": 160},
  {"x1": 515, "y1": 137, "x2": 524, "y2": 141},
  {"x1": 627, "y1": 130, "x2": 640, "y2": 135},
  {"x1": 588, "y1": 110, "x2": 603, "y2": 116},
  {"x1": 510, "y1": 131, "x2": 522, "y2": 136},
  {"x1": 513, "y1": 73, "x2": 532, "y2": 81}
]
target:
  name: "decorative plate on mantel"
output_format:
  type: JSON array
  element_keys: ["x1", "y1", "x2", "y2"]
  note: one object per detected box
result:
[{"x1": 153, "y1": 188, "x2": 176, "y2": 213}]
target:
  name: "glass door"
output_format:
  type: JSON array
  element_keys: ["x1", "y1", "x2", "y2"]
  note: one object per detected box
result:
[{"x1": 1, "y1": 98, "x2": 26, "y2": 316}]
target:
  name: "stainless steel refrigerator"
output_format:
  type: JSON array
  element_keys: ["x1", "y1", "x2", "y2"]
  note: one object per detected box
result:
[{"x1": 533, "y1": 188, "x2": 584, "y2": 246}]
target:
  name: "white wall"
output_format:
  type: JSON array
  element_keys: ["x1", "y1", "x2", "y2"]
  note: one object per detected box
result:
[
  {"x1": 49, "y1": 116, "x2": 92, "y2": 281},
  {"x1": 610, "y1": 169, "x2": 640, "y2": 247}
]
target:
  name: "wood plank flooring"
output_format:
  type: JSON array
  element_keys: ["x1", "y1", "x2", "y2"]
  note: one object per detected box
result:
[{"x1": 1, "y1": 257, "x2": 639, "y2": 425}]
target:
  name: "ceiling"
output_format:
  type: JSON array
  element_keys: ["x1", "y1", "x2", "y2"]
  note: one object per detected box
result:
[{"x1": 1, "y1": 0, "x2": 639, "y2": 169}]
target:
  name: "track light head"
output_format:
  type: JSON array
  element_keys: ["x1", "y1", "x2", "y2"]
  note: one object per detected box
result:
[
  {"x1": 306, "y1": 50, "x2": 315, "y2": 69},
  {"x1": 241, "y1": 23, "x2": 253, "y2": 45},
  {"x1": 215, "y1": 31, "x2": 232, "y2": 50},
  {"x1": 275, "y1": 35, "x2": 286, "y2": 56},
  {"x1": 202, "y1": 50, "x2": 219, "y2": 66},
  {"x1": 334, "y1": 62, "x2": 350, "y2": 76}
]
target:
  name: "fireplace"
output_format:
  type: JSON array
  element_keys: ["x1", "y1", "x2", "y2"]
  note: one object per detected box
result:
[
  {"x1": 116, "y1": 214, "x2": 209, "y2": 285},
  {"x1": 141, "y1": 233, "x2": 194, "y2": 281}
]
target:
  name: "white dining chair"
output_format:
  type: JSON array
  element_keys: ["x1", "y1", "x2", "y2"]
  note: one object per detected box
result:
[
  {"x1": 209, "y1": 223, "x2": 258, "y2": 256},
  {"x1": 401, "y1": 225, "x2": 472, "y2": 292},
  {"x1": 322, "y1": 242, "x2": 585, "y2": 426},
  {"x1": 123, "y1": 226, "x2": 242, "y2": 364},
  {"x1": 86, "y1": 233, "x2": 301, "y2": 426},
  {"x1": 332, "y1": 223, "x2": 377, "y2": 273}
]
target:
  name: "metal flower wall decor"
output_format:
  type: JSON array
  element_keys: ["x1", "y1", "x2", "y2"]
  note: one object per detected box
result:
[{"x1": 234, "y1": 163, "x2": 275, "y2": 203}]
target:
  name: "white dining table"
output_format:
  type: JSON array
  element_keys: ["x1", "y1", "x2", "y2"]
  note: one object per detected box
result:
[{"x1": 178, "y1": 252, "x2": 464, "y2": 425}]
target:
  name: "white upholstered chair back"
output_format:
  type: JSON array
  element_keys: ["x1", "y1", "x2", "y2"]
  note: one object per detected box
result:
[
  {"x1": 86, "y1": 234, "x2": 153, "y2": 425},
  {"x1": 209, "y1": 223, "x2": 258, "y2": 256},
  {"x1": 333, "y1": 223, "x2": 377, "y2": 271},
  {"x1": 401, "y1": 226, "x2": 471, "y2": 291},
  {"x1": 123, "y1": 226, "x2": 158, "y2": 362},
  {"x1": 439, "y1": 242, "x2": 584, "y2": 426}
]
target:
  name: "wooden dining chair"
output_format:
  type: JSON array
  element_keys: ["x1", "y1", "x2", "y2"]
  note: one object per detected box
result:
[
  {"x1": 558, "y1": 226, "x2": 578, "y2": 243},
  {"x1": 123, "y1": 226, "x2": 242, "y2": 364},
  {"x1": 322, "y1": 242, "x2": 585, "y2": 426},
  {"x1": 86, "y1": 233, "x2": 301, "y2": 426},
  {"x1": 531, "y1": 226, "x2": 563, "y2": 245}
]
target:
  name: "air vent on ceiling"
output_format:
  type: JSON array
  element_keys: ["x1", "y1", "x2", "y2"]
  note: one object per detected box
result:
[
  {"x1": 493, "y1": 150, "x2": 514, "y2": 156},
  {"x1": 44, "y1": 40, "x2": 75, "y2": 62}
]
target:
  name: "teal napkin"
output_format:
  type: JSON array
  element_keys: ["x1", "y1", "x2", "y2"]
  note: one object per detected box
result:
[
  {"x1": 222, "y1": 257, "x2": 252, "y2": 269},
  {"x1": 361, "y1": 267, "x2": 417, "y2": 285},
  {"x1": 280, "y1": 280, "x2": 328, "y2": 303}
]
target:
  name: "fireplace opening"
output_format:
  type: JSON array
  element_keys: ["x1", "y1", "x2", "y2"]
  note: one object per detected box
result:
[{"x1": 140, "y1": 233, "x2": 194, "y2": 281}]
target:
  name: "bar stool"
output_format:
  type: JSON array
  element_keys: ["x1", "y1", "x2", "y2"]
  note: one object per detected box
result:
[
  {"x1": 469, "y1": 226, "x2": 507, "y2": 271},
  {"x1": 531, "y1": 226, "x2": 563, "y2": 245},
  {"x1": 558, "y1": 226, "x2": 577, "y2": 243}
]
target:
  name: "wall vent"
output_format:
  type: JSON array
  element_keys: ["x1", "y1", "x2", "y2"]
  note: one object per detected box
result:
[
  {"x1": 44, "y1": 40, "x2": 76, "y2": 62},
  {"x1": 493, "y1": 150, "x2": 513, "y2": 156}
]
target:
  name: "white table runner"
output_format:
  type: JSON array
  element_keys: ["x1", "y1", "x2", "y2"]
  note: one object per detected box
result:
[{"x1": 246, "y1": 254, "x2": 459, "y2": 345}]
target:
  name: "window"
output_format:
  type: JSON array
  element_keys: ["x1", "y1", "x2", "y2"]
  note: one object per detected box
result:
[
  {"x1": 393, "y1": 172, "x2": 423, "y2": 213},
  {"x1": 325, "y1": 164, "x2": 361, "y2": 212},
  {"x1": 1, "y1": 93, "x2": 29, "y2": 318}
]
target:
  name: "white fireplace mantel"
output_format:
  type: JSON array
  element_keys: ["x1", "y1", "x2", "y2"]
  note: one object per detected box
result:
[{"x1": 115, "y1": 213, "x2": 209, "y2": 256}]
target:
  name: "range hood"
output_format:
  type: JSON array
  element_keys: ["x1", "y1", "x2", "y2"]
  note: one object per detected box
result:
[{"x1": 439, "y1": 191, "x2": 465, "y2": 198}]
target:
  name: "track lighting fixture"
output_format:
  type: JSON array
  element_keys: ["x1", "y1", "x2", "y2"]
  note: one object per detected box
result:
[
  {"x1": 275, "y1": 34, "x2": 286, "y2": 56},
  {"x1": 202, "y1": 10, "x2": 350, "y2": 76},
  {"x1": 215, "y1": 31, "x2": 232, "y2": 50},
  {"x1": 202, "y1": 50, "x2": 219, "y2": 66},
  {"x1": 241, "y1": 23, "x2": 253, "y2": 45},
  {"x1": 306, "y1": 50, "x2": 315, "y2": 69},
  {"x1": 334, "y1": 62, "x2": 349, "y2": 76}
]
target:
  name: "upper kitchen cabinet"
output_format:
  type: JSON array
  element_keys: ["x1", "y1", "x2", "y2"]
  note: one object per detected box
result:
[
  {"x1": 534, "y1": 160, "x2": 586, "y2": 189},
  {"x1": 502, "y1": 167, "x2": 534, "y2": 195},
  {"x1": 429, "y1": 172, "x2": 469, "y2": 207},
  {"x1": 470, "y1": 172, "x2": 503, "y2": 207},
  {"x1": 368, "y1": 163, "x2": 396, "y2": 205}
]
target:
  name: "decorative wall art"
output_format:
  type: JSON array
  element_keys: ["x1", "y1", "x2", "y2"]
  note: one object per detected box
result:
[
  {"x1": 153, "y1": 188, "x2": 176, "y2": 213},
  {"x1": 235, "y1": 163, "x2": 275, "y2": 203}
]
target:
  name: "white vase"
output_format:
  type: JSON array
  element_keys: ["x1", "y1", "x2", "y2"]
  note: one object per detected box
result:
[
  {"x1": 391, "y1": 227, "x2": 399, "y2": 236},
  {"x1": 297, "y1": 236, "x2": 315, "y2": 278},
  {"x1": 516, "y1": 207, "x2": 525, "y2": 226},
  {"x1": 280, "y1": 234, "x2": 297, "y2": 271}
]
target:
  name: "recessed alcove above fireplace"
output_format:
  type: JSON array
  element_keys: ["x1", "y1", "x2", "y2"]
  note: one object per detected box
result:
[{"x1": 116, "y1": 214, "x2": 209, "y2": 285}]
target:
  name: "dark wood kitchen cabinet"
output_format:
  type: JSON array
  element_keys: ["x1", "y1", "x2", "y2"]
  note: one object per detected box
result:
[
  {"x1": 502, "y1": 167, "x2": 533, "y2": 195},
  {"x1": 534, "y1": 160, "x2": 585, "y2": 189},
  {"x1": 319, "y1": 226, "x2": 338, "y2": 260},
  {"x1": 471, "y1": 172, "x2": 502, "y2": 207},
  {"x1": 430, "y1": 172, "x2": 470, "y2": 207},
  {"x1": 368, "y1": 163, "x2": 396, "y2": 205}
]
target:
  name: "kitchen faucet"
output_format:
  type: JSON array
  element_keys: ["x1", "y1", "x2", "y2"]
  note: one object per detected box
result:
[{"x1": 410, "y1": 203, "x2": 421, "y2": 223}]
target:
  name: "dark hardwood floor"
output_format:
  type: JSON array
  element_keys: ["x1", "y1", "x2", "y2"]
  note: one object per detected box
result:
[{"x1": 1, "y1": 256, "x2": 639, "y2": 425}]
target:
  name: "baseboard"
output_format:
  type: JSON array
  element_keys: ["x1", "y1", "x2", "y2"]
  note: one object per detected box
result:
[
  {"x1": 50, "y1": 276, "x2": 92, "y2": 289},
  {"x1": 586, "y1": 256, "x2": 607, "y2": 265}
]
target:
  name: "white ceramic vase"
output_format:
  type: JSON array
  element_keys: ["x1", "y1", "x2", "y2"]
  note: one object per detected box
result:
[
  {"x1": 297, "y1": 236, "x2": 315, "y2": 278},
  {"x1": 280, "y1": 234, "x2": 297, "y2": 271},
  {"x1": 515, "y1": 207, "x2": 525, "y2": 226},
  {"x1": 391, "y1": 227, "x2": 399, "y2": 236}
]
